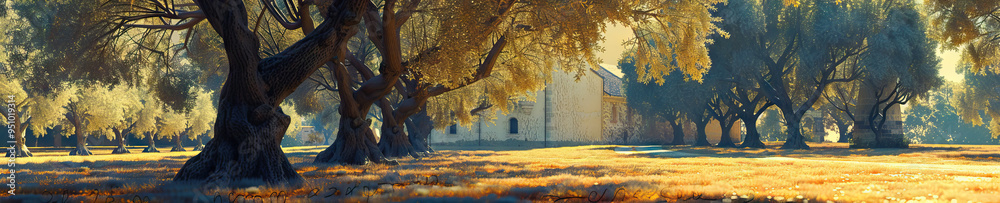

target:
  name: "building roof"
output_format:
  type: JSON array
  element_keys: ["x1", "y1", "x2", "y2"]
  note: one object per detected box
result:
[{"x1": 592, "y1": 66, "x2": 625, "y2": 97}]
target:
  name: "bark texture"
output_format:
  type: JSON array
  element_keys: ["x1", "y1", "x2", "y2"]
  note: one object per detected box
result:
[
  {"x1": 780, "y1": 112, "x2": 810, "y2": 149},
  {"x1": 143, "y1": 133, "x2": 160, "y2": 153},
  {"x1": 193, "y1": 135, "x2": 205, "y2": 151},
  {"x1": 716, "y1": 121, "x2": 737, "y2": 148},
  {"x1": 406, "y1": 107, "x2": 434, "y2": 153},
  {"x1": 6, "y1": 115, "x2": 32, "y2": 157},
  {"x1": 67, "y1": 112, "x2": 92, "y2": 156},
  {"x1": 315, "y1": 0, "x2": 404, "y2": 165},
  {"x1": 836, "y1": 124, "x2": 852, "y2": 143},
  {"x1": 377, "y1": 99, "x2": 421, "y2": 159},
  {"x1": 173, "y1": 0, "x2": 368, "y2": 187},
  {"x1": 739, "y1": 115, "x2": 767, "y2": 148},
  {"x1": 693, "y1": 117, "x2": 712, "y2": 147},
  {"x1": 315, "y1": 117, "x2": 396, "y2": 164},
  {"x1": 667, "y1": 118, "x2": 686, "y2": 145},
  {"x1": 112, "y1": 128, "x2": 131, "y2": 154},
  {"x1": 70, "y1": 132, "x2": 92, "y2": 156},
  {"x1": 171, "y1": 134, "x2": 186, "y2": 152}
]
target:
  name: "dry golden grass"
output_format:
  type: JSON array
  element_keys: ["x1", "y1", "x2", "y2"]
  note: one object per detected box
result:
[{"x1": 3, "y1": 143, "x2": 999, "y2": 202}]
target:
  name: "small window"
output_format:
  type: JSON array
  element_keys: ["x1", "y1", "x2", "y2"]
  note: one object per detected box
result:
[
  {"x1": 509, "y1": 118, "x2": 519, "y2": 134},
  {"x1": 611, "y1": 104, "x2": 618, "y2": 123},
  {"x1": 448, "y1": 124, "x2": 457, "y2": 134}
]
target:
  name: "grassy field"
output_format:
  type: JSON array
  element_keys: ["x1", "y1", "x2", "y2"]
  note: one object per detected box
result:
[{"x1": 2, "y1": 142, "x2": 999, "y2": 202}]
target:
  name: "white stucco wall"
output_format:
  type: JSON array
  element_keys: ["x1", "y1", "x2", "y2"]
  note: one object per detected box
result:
[
  {"x1": 429, "y1": 69, "x2": 604, "y2": 144},
  {"x1": 427, "y1": 91, "x2": 545, "y2": 144},
  {"x1": 548, "y1": 69, "x2": 604, "y2": 143}
]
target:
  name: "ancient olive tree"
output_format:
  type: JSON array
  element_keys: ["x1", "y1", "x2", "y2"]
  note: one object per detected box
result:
[
  {"x1": 159, "y1": 107, "x2": 190, "y2": 152},
  {"x1": 762, "y1": 0, "x2": 874, "y2": 149},
  {"x1": 57, "y1": 85, "x2": 133, "y2": 155},
  {"x1": 322, "y1": 0, "x2": 729, "y2": 162},
  {"x1": 1, "y1": 75, "x2": 37, "y2": 157},
  {"x1": 117, "y1": 0, "x2": 727, "y2": 187},
  {"x1": 705, "y1": 73, "x2": 741, "y2": 148},
  {"x1": 109, "y1": 87, "x2": 144, "y2": 154},
  {"x1": 719, "y1": 0, "x2": 896, "y2": 149},
  {"x1": 2, "y1": 0, "x2": 141, "y2": 156},
  {"x1": 704, "y1": 0, "x2": 776, "y2": 148},
  {"x1": 118, "y1": 0, "x2": 403, "y2": 186},
  {"x1": 132, "y1": 91, "x2": 167, "y2": 153},
  {"x1": 621, "y1": 57, "x2": 713, "y2": 146}
]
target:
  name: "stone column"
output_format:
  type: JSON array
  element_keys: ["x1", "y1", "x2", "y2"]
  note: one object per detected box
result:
[{"x1": 851, "y1": 80, "x2": 907, "y2": 148}]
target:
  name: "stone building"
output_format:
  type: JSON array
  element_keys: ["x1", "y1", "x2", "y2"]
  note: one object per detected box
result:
[{"x1": 429, "y1": 66, "x2": 742, "y2": 146}]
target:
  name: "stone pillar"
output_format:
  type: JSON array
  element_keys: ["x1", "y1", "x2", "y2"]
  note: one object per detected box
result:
[
  {"x1": 804, "y1": 110, "x2": 825, "y2": 142},
  {"x1": 544, "y1": 86, "x2": 553, "y2": 147},
  {"x1": 851, "y1": 81, "x2": 907, "y2": 148},
  {"x1": 730, "y1": 120, "x2": 742, "y2": 143}
]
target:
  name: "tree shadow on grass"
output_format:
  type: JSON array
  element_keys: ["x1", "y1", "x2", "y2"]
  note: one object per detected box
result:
[{"x1": 636, "y1": 142, "x2": 1000, "y2": 163}]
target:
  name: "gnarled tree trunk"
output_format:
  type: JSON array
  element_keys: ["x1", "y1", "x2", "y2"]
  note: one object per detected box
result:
[
  {"x1": 377, "y1": 99, "x2": 421, "y2": 159},
  {"x1": 316, "y1": 115, "x2": 393, "y2": 164},
  {"x1": 193, "y1": 134, "x2": 205, "y2": 151},
  {"x1": 70, "y1": 132, "x2": 92, "y2": 155},
  {"x1": 175, "y1": 103, "x2": 301, "y2": 187},
  {"x1": 375, "y1": 34, "x2": 505, "y2": 159},
  {"x1": 407, "y1": 107, "x2": 434, "y2": 153},
  {"x1": 779, "y1": 109, "x2": 810, "y2": 149},
  {"x1": 836, "y1": 123, "x2": 851, "y2": 143},
  {"x1": 171, "y1": 133, "x2": 186, "y2": 152},
  {"x1": 314, "y1": 0, "x2": 409, "y2": 165},
  {"x1": 667, "y1": 118, "x2": 686, "y2": 145},
  {"x1": 693, "y1": 117, "x2": 712, "y2": 147},
  {"x1": 739, "y1": 115, "x2": 766, "y2": 148},
  {"x1": 315, "y1": 59, "x2": 399, "y2": 165},
  {"x1": 173, "y1": 0, "x2": 368, "y2": 188},
  {"x1": 143, "y1": 133, "x2": 160, "y2": 153},
  {"x1": 112, "y1": 128, "x2": 131, "y2": 154},
  {"x1": 716, "y1": 119, "x2": 737, "y2": 148},
  {"x1": 67, "y1": 112, "x2": 92, "y2": 156},
  {"x1": 6, "y1": 115, "x2": 31, "y2": 157}
]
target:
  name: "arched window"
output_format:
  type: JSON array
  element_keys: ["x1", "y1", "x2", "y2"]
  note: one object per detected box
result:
[
  {"x1": 509, "y1": 118, "x2": 519, "y2": 134},
  {"x1": 448, "y1": 124, "x2": 458, "y2": 134}
]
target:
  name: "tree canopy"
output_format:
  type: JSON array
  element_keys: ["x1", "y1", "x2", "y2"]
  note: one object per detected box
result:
[{"x1": 927, "y1": 0, "x2": 1000, "y2": 138}]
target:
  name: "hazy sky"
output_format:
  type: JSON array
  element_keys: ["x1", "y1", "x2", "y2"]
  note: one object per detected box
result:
[{"x1": 595, "y1": 24, "x2": 965, "y2": 82}]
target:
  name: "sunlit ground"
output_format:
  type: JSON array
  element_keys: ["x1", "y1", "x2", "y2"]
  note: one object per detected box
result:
[{"x1": 3, "y1": 142, "x2": 999, "y2": 202}]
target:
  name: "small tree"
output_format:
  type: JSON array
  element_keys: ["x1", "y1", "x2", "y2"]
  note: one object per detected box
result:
[
  {"x1": 186, "y1": 88, "x2": 216, "y2": 151},
  {"x1": 109, "y1": 87, "x2": 144, "y2": 154},
  {"x1": 160, "y1": 108, "x2": 189, "y2": 152},
  {"x1": 63, "y1": 85, "x2": 132, "y2": 155},
  {"x1": 133, "y1": 91, "x2": 166, "y2": 153}
]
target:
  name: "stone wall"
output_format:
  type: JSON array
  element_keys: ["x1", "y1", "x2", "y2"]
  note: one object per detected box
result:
[{"x1": 851, "y1": 81, "x2": 907, "y2": 148}]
